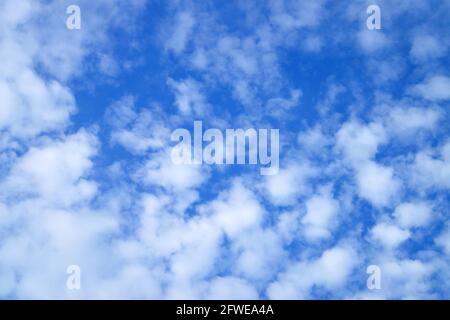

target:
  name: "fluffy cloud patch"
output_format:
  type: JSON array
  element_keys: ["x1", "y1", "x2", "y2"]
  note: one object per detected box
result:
[
  {"x1": 267, "y1": 245, "x2": 357, "y2": 299},
  {"x1": 411, "y1": 76, "x2": 450, "y2": 102}
]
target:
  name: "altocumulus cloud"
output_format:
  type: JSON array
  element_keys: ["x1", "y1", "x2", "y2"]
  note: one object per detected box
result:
[{"x1": 0, "y1": 0, "x2": 450, "y2": 299}]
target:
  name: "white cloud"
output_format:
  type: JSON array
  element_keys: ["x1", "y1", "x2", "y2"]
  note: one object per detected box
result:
[
  {"x1": 98, "y1": 54, "x2": 119, "y2": 77},
  {"x1": 336, "y1": 120, "x2": 401, "y2": 208},
  {"x1": 232, "y1": 228, "x2": 285, "y2": 281},
  {"x1": 368, "y1": 58, "x2": 404, "y2": 84},
  {"x1": 357, "y1": 30, "x2": 390, "y2": 53},
  {"x1": 435, "y1": 224, "x2": 450, "y2": 255},
  {"x1": 264, "y1": 162, "x2": 317, "y2": 206},
  {"x1": 206, "y1": 277, "x2": 258, "y2": 299},
  {"x1": 209, "y1": 180, "x2": 264, "y2": 238},
  {"x1": 1, "y1": 130, "x2": 98, "y2": 206},
  {"x1": 140, "y1": 150, "x2": 209, "y2": 191},
  {"x1": 267, "y1": 245, "x2": 357, "y2": 299},
  {"x1": 385, "y1": 106, "x2": 440, "y2": 137},
  {"x1": 92, "y1": 265, "x2": 162, "y2": 299},
  {"x1": 106, "y1": 97, "x2": 170, "y2": 154},
  {"x1": 356, "y1": 161, "x2": 401, "y2": 208},
  {"x1": 0, "y1": 130, "x2": 120, "y2": 298},
  {"x1": 355, "y1": 255, "x2": 434, "y2": 299},
  {"x1": 167, "y1": 78, "x2": 209, "y2": 116},
  {"x1": 0, "y1": 0, "x2": 146, "y2": 143},
  {"x1": 302, "y1": 187, "x2": 339, "y2": 241},
  {"x1": 370, "y1": 222, "x2": 410, "y2": 249},
  {"x1": 410, "y1": 34, "x2": 447, "y2": 62},
  {"x1": 411, "y1": 142, "x2": 450, "y2": 190},
  {"x1": 266, "y1": 89, "x2": 301, "y2": 117},
  {"x1": 336, "y1": 120, "x2": 386, "y2": 164},
  {"x1": 270, "y1": 0, "x2": 325, "y2": 30},
  {"x1": 411, "y1": 75, "x2": 450, "y2": 101},
  {"x1": 165, "y1": 11, "x2": 195, "y2": 54},
  {"x1": 394, "y1": 202, "x2": 432, "y2": 229},
  {"x1": 0, "y1": 70, "x2": 75, "y2": 139},
  {"x1": 298, "y1": 126, "x2": 331, "y2": 154},
  {"x1": 0, "y1": 0, "x2": 156, "y2": 299},
  {"x1": 378, "y1": 259, "x2": 433, "y2": 299}
]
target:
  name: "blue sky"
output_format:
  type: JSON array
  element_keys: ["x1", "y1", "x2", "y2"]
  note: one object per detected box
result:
[{"x1": 0, "y1": 0, "x2": 450, "y2": 299}]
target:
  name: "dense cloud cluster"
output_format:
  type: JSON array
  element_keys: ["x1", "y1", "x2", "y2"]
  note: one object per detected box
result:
[{"x1": 0, "y1": 0, "x2": 450, "y2": 299}]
